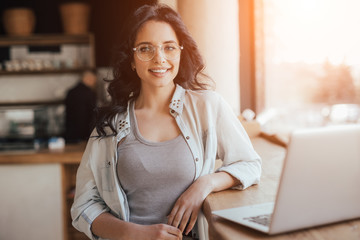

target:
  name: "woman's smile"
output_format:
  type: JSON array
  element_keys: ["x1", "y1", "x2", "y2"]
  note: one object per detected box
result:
[{"x1": 148, "y1": 67, "x2": 172, "y2": 77}]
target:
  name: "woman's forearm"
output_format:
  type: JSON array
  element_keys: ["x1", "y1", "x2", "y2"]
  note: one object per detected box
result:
[
  {"x1": 196, "y1": 171, "x2": 241, "y2": 197},
  {"x1": 91, "y1": 212, "x2": 136, "y2": 240},
  {"x1": 92, "y1": 212, "x2": 182, "y2": 240},
  {"x1": 207, "y1": 171, "x2": 241, "y2": 193}
]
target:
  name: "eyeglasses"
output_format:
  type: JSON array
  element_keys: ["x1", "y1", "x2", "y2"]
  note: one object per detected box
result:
[{"x1": 133, "y1": 43, "x2": 183, "y2": 61}]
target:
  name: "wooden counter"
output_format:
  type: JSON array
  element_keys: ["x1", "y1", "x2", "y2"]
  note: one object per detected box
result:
[
  {"x1": 0, "y1": 142, "x2": 86, "y2": 164},
  {"x1": 203, "y1": 136, "x2": 360, "y2": 240},
  {"x1": 0, "y1": 142, "x2": 87, "y2": 240}
]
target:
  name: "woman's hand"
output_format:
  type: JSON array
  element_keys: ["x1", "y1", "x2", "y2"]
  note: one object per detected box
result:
[
  {"x1": 167, "y1": 172, "x2": 241, "y2": 235},
  {"x1": 167, "y1": 175, "x2": 213, "y2": 235},
  {"x1": 134, "y1": 224, "x2": 183, "y2": 240},
  {"x1": 92, "y1": 212, "x2": 182, "y2": 240}
]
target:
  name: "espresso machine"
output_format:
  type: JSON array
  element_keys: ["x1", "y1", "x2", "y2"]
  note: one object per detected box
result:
[{"x1": 0, "y1": 104, "x2": 65, "y2": 151}]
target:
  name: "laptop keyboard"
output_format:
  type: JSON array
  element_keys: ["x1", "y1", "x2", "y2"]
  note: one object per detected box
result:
[{"x1": 244, "y1": 214, "x2": 272, "y2": 226}]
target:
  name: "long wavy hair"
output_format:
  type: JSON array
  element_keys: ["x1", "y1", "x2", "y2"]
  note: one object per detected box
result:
[{"x1": 95, "y1": 3, "x2": 213, "y2": 137}]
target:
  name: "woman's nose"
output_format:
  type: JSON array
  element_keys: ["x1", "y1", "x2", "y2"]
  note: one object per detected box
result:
[{"x1": 153, "y1": 46, "x2": 166, "y2": 63}]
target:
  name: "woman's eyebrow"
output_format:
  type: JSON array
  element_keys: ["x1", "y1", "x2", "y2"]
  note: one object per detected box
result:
[
  {"x1": 134, "y1": 41, "x2": 152, "y2": 47},
  {"x1": 134, "y1": 40, "x2": 179, "y2": 46},
  {"x1": 163, "y1": 40, "x2": 178, "y2": 44}
]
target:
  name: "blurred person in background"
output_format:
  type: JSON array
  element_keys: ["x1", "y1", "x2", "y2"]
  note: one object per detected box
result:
[{"x1": 65, "y1": 70, "x2": 97, "y2": 143}]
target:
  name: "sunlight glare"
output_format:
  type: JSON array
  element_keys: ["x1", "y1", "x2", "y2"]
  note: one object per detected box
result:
[{"x1": 266, "y1": 0, "x2": 360, "y2": 65}]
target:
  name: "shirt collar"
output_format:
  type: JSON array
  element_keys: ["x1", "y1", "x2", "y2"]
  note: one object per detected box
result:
[
  {"x1": 116, "y1": 103, "x2": 131, "y2": 138},
  {"x1": 169, "y1": 84, "x2": 186, "y2": 115},
  {"x1": 117, "y1": 84, "x2": 186, "y2": 133}
]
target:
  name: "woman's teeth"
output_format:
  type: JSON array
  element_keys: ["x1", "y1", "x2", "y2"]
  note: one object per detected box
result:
[{"x1": 150, "y1": 69, "x2": 167, "y2": 73}]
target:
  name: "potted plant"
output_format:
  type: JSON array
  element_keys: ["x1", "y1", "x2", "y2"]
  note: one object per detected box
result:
[
  {"x1": 59, "y1": 0, "x2": 90, "y2": 35},
  {"x1": 2, "y1": 1, "x2": 36, "y2": 36}
]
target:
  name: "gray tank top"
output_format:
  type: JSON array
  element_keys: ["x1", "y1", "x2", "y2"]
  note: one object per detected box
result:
[{"x1": 117, "y1": 101, "x2": 195, "y2": 225}]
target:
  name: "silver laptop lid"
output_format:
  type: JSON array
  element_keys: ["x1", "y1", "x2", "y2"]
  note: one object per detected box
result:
[{"x1": 270, "y1": 124, "x2": 360, "y2": 234}]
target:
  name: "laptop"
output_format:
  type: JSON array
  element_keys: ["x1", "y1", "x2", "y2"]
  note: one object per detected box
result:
[{"x1": 213, "y1": 124, "x2": 360, "y2": 235}]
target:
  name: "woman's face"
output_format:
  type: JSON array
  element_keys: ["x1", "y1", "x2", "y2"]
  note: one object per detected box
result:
[{"x1": 132, "y1": 20, "x2": 181, "y2": 90}]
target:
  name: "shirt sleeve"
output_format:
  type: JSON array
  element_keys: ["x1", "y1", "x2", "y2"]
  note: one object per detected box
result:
[
  {"x1": 71, "y1": 136, "x2": 110, "y2": 240},
  {"x1": 214, "y1": 95, "x2": 262, "y2": 190}
]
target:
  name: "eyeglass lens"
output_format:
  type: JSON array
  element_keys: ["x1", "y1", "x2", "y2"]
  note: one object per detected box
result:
[{"x1": 134, "y1": 43, "x2": 182, "y2": 61}]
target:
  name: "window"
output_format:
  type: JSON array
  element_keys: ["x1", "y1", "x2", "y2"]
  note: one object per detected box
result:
[{"x1": 255, "y1": 0, "x2": 360, "y2": 134}]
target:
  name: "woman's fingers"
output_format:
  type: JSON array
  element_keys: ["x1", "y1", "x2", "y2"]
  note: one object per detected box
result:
[
  {"x1": 168, "y1": 205, "x2": 185, "y2": 228},
  {"x1": 146, "y1": 224, "x2": 182, "y2": 240},
  {"x1": 168, "y1": 203, "x2": 197, "y2": 234},
  {"x1": 166, "y1": 225, "x2": 183, "y2": 239},
  {"x1": 167, "y1": 205, "x2": 178, "y2": 226},
  {"x1": 185, "y1": 211, "x2": 198, "y2": 235},
  {"x1": 178, "y1": 210, "x2": 192, "y2": 232}
]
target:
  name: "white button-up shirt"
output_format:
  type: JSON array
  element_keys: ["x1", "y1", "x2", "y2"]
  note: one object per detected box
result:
[{"x1": 71, "y1": 84, "x2": 262, "y2": 240}]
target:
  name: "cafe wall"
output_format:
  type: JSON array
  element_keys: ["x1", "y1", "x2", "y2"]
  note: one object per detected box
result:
[{"x1": 160, "y1": 0, "x2": 241, "y2": 114}]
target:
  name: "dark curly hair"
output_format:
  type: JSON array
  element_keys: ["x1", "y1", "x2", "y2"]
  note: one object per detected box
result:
[{"x1": 95, "y1": 3, "x2": 213, "y2": 137}]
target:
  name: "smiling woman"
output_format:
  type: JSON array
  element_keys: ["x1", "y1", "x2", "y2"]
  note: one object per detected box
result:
[{"x1": 71, "y1": 3, "x2": 261, "y2": 240}]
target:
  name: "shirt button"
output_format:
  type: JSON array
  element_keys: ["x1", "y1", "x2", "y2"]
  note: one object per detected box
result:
[
  {"x1": 195, "y1": 158, "x2": 199, "y2": 162},
  {"x1": 171, "y1": 110, "x2": 175, "y2": 114},
  {"x1": 186, "y1": 136, "x2": 190, "y2": 140}
]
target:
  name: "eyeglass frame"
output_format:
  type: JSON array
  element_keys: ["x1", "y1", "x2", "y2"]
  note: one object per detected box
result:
[{"x1": 132, "y1": 43, "x2": 184, "y2": 62}]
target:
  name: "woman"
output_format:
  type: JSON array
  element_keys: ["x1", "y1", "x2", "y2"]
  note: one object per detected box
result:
[{"x1": 71, "y1": 4, "x2": 261, "y2": 240}]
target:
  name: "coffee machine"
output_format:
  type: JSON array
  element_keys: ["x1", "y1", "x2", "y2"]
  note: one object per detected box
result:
[{"x1": 0, "y1": 104, "x2": 65, "y2": 151}]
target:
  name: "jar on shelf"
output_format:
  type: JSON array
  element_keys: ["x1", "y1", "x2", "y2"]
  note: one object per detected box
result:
[
  {"x1": 59, "y1": 2, "x2": 90, "y2": 35},
  {"x1": 2, "y1": 8, "x2": 36, "y2": 36}
]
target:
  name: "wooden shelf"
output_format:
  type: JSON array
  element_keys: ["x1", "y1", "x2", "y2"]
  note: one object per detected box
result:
[
  {"x1": 0, "y1": 100, "x2": 64, "y2": 107},
  {"x1": 0, "y1": 34, "x2": 94, "y2": 46},
  {"x1": 0, "y1": 67, "x2": 95, "y2": 76},
  {"x1": 0, "y1": 33, "x2": 96, "y2": 69}
]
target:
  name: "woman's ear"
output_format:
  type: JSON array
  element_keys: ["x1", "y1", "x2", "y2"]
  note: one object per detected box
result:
[{"x1": 131, "y1": 63, "x2": 136, "y2": 71}]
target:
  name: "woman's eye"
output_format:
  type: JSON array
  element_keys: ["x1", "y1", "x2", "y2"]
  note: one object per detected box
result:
[
  {"x1": 139, "y1": 46, "x2": 152, "y2": 52},
  {"x1": 165, "y1": 45, "x2": 176, "y2": 51}
]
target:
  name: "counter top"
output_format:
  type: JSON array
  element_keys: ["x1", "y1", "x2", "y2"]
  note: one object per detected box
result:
[
  {"x1": 0, "y1": 142, "x2": 86, "y2": 164},
  {"x1": 202, "y1": 136, "x2": 360, "y2": 240}
]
